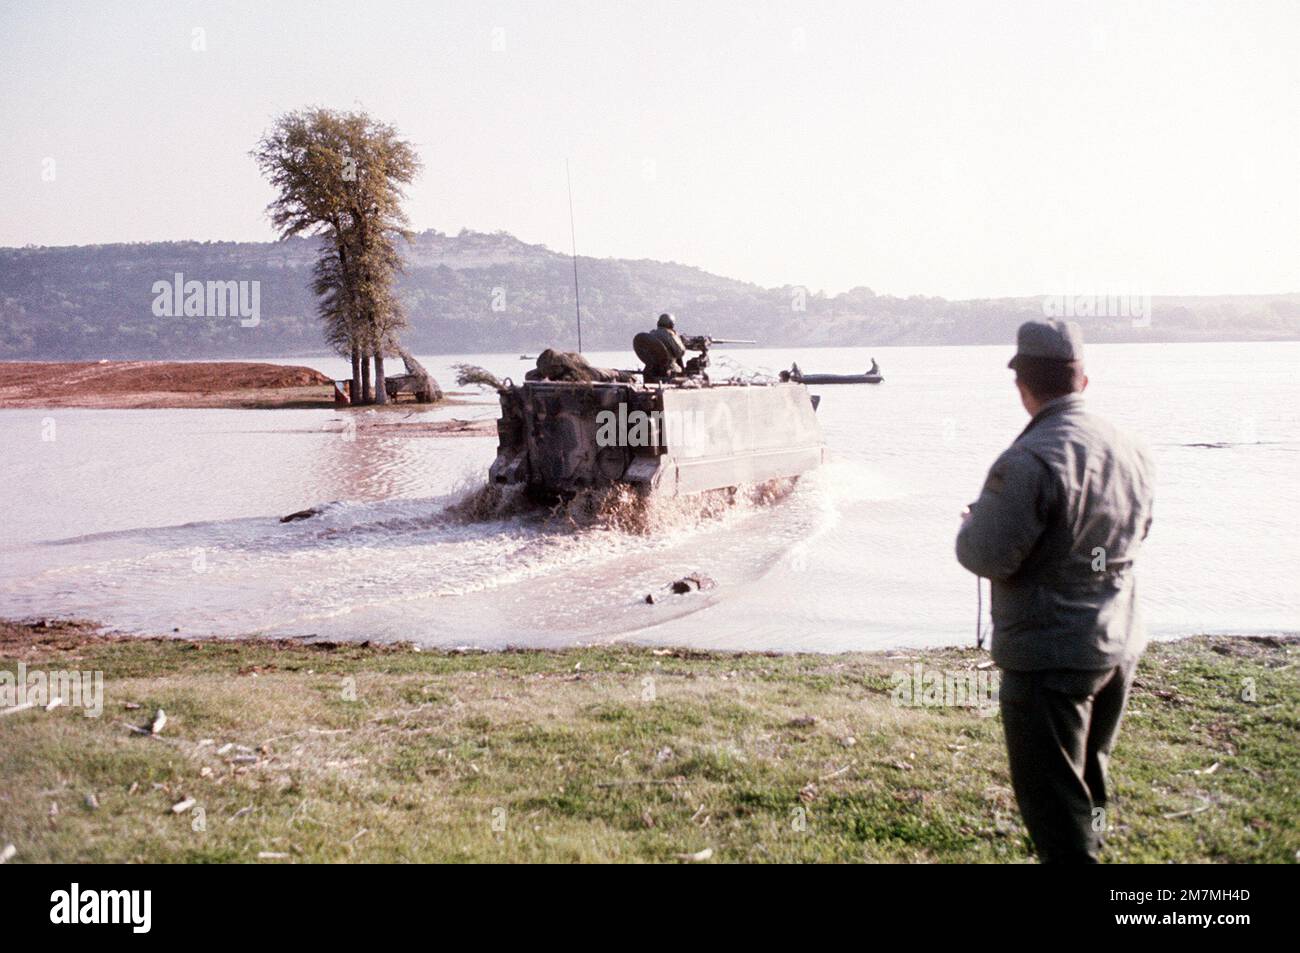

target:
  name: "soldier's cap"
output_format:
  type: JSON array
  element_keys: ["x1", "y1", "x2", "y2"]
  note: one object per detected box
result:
[{"x1": 1008, "y1": 319, "x2": 1085, "y2": 369}]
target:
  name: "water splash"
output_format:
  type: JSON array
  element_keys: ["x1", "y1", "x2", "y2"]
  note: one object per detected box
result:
[{"x1": 444, "y1": 476, "x2": 800, "y2": 535}]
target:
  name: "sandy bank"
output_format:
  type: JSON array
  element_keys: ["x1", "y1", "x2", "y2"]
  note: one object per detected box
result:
[
  {"x1": 0, "y1": 360, "x2": 336, "y2": 409},
  {"x1": 0, "y1": 362, "x2": 498, "y2": 435}
]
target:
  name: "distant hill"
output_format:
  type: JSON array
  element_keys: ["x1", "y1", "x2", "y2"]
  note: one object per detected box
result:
[{"x1": 1, "y1": 229, "x2": 1296, "y2": 360}]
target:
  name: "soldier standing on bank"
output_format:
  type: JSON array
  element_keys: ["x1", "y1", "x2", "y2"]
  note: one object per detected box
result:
[{"x1": 956, "y1": 319, "x2": 1156, "y2": 863}]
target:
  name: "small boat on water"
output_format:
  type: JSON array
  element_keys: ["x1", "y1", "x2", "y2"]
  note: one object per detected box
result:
[{"x1": 781, "y1": 359, "x2": 883, "y2": 385}]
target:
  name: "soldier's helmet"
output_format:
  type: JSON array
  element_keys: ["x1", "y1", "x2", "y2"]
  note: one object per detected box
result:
[{"x1": 657, "y1": 313, "x2": 675, "y2": 329}]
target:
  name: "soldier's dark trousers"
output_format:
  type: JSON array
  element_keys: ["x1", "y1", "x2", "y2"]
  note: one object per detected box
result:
[{"x1": 998, "y1": 656, "x2": 1138, "y2": 863}]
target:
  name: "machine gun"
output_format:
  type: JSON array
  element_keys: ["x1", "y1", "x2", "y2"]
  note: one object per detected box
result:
[
  {"x1": 682, "y1": 335, "x2": 756, "y2": 351},
  {"x1": 633, "y1": 332, "x2": 756, "y2": 382},
  {"x1": 680, "y1": 335, "x2": 756, "y2": 377}
]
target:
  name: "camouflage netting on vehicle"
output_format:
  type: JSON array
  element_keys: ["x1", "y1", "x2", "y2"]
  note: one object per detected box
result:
[
  {"x1": 453, "y1": 363, "x2": 506, "y2": 391},
  {"x1": 524, "y1": 349, "x2": 635, "y2": 383}
]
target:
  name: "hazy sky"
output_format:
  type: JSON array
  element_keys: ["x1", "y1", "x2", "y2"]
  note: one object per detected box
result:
[{"x1": 1, "y1": 0, "x2": 1296, "y2": 298}]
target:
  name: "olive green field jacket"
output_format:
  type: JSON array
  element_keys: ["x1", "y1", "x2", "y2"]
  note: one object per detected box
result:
[{"x1": 956, "y1": 394, "x2": 1156, "y2": 671}]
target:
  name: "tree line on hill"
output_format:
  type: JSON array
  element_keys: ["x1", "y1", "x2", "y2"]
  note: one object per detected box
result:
[{"x1": 2, "y1": 225, "x2": 1296, "y2": 363}]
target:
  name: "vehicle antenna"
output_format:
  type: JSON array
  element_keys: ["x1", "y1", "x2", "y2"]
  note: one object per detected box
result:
[{"x1": 566, "y1": 159, "x2": 583, "y2": 353}]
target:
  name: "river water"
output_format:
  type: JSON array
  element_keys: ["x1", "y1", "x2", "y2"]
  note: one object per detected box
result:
[{"x1": 1, "y1": 342, "x2": 1296, "y2": 651}]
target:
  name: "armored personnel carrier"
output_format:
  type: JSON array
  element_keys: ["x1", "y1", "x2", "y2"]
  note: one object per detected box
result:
[{"x1": 488, "y1": 336, "x2": 828, "y2": 498}]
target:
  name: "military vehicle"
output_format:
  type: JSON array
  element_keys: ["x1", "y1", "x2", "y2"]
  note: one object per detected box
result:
[{"x1": 488, "y1": 336, "x2": 828, "y2": 498}]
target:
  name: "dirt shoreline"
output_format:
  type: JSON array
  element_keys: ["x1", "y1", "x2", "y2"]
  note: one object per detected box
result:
[
  {"x1": 4, "y1": 615, "x2": 1294, "y2": 660},
  {"x1": 0, "y1": 360, "x2": 498, "y2": 434},
  {"x1": 0, "y1": 360, "x2": 338, "y2": 409}
]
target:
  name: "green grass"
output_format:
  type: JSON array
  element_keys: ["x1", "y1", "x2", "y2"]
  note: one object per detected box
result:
[{"x1": 0, "y1": 622, "x2": 1295, "y2": 863}]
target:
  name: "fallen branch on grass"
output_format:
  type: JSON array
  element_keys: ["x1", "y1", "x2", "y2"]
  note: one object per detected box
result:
[
  {"x1": 1162, "y1": 796, "x2": 1213, "y2": 819},
  {"x1": 595, "y1": 778, "x2": 685, "y2": 789}
]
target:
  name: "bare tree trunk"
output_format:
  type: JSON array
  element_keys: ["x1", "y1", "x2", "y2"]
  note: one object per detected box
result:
[
  {"x1": 360, "y1": 352, "x2": 372, "y2": 404},
  {"x1": 373, "y1": 350, "x2": 388, "y2": 404},
  {"x1": 350, "y1": 346, "x2": 362, "y2": 405}
]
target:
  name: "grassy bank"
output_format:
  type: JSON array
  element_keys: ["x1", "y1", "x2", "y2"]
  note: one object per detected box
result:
[{"x1": 1, "y1": 621, "x2": 1295, "y2": 863}]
